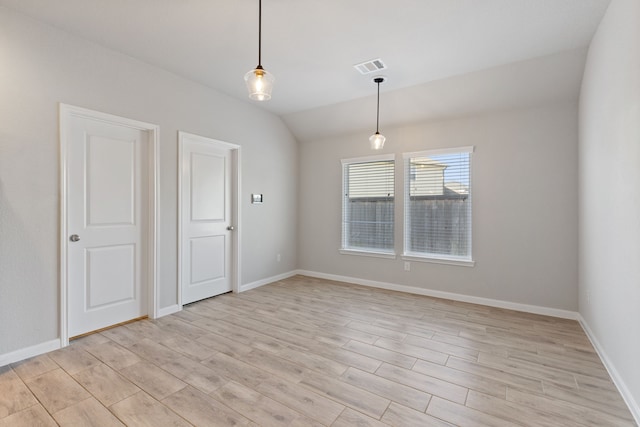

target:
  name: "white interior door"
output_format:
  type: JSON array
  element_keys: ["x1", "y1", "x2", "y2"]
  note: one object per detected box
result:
[
  {"x1": 180, "y1": 133, "x2": 234, "y2": 304},
  {"x1": 66, "y1": 114, "x2": 148, "y2": 337}
]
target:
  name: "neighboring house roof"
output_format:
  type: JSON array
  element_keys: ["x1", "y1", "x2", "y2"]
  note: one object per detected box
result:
[
  {"x1": 410, "y1": 158, "x2": 447, "y2": 170},
  {"x1": 444, "y1": 182, "x2": 469, "y2": 195}
]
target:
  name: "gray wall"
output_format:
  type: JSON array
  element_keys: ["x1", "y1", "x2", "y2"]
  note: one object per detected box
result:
[
  {"x1": 579, "y1": 0, "x2": 640, "y2": 415},
  {"x1": 299, "y1": 103, "x2": 579, "y2": 311},
  {"x1": 0, "y1": 8, "x2": 298, "y2": 354}
]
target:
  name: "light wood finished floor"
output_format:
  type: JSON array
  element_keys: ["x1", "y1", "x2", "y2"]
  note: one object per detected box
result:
[{"x1": 1, "y1": 275, "x2": 635, "y2": 426}]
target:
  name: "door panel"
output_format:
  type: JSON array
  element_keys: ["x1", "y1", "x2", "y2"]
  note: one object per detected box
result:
[
  {"x1": 86, "y1": 245, "x2": 136, "y2": 309},
  {"x1": 67, "y1": 115, "x2": 147, "y2": 337},
  {"x1": 86, "y1": 135, "x2": 136, "y2": 226},
  {"x1": 190, "y1": 236, "x2": 225, "y2": 284},
  {"x1": 191, "y1": 153, "x2": 226, "y2": 221},
  {"x1": 181, "y1": 134, "x2": 233, "y2": 304}
]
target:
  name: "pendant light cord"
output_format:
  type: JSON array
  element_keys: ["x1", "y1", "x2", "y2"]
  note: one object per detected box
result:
[
  {"x1": 258, "y1": 0, "x2": 262, "y2": 67},
  {"x1": 376, "y1": 80, "x2": 381, "y2": 133}
]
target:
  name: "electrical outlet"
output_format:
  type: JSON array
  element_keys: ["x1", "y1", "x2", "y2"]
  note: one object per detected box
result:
[
  {"x1": 277, "y1": 253, "x2": 281, "y2": 262},
  {"x1": 404, "y1": 262, "x2": 410, "y2": 272},
  {"x1": 586, "y1": 290, "x2": 591, "y2": 305}
]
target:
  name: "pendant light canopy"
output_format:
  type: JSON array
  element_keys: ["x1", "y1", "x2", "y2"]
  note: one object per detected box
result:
[
  {"x1": 245, "y1": 0, "x2": 274, "y2": 101},
  {"x1": 369, "y1": 77, "x2": 386, "y2": 150}
]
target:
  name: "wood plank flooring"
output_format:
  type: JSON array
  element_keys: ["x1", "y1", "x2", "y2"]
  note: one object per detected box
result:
[{"x1": 0, "y1": 275, "x2": 635, "y2": 426}]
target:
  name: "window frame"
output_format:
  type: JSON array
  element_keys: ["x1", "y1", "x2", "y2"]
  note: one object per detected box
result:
[
  {"x1": 340, "y1": 154, "x2": 397, "y2": 259},
  {"x1": 402, "y1": 146, "x2": 475, "y2": 267}
]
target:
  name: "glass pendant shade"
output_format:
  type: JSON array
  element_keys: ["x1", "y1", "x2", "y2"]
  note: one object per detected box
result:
[
  {"x1": 369, "y1": 132, "x2": 386, "y2": 150},
  {"x1": 245, "y1": 66, "x2": 274, "y2": 101}
]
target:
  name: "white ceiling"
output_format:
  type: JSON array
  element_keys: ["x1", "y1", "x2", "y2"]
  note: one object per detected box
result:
[
  {"x1": 0, "y1": 0, "x2": 610, "y2": 140},
  {"x1": 284, "y1": 48, "x2": 589, "y2": 142}
]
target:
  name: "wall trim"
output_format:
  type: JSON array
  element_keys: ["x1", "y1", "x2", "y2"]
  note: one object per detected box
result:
[
  {"x1": 157, "y1": 304, "x2": 182, "y2": 318},
  {"x1": 579, "y1": 315, "x2": 640, "y2": 425},
  {"x1": 240, "y1": 271, "x2": 299, "y2": 293},
  {"x1": 0, "y1": 339, "x2": 61, "y2": 368},
  {"x1": 295, "y1": 269, "x2": 579, "y2": 320}
]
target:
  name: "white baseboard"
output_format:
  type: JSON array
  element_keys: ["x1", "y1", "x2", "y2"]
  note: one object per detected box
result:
[
  {"x1": 240, "y1": 270, "x2": 299, "y2": 292},
  {"x1": 295, "y1": 269, "x2": 579, "y2": 320},
  {"x1": 579, "y1": 316, "x2": 640, "y2": 425},
  {"x1": 0, "y1": 339, "x2": 61, "y2": 368},
  {"x1": 157, "y1": 304, "x2": 181, "y2": 318}
]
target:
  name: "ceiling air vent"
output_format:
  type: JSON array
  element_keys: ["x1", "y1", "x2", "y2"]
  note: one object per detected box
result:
[{"x1": 353, "y1": 58, "x2": 387, "y2": 75}]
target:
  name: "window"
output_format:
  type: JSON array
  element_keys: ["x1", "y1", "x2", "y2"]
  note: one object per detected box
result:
[
  {"x1": 341, "y1": 155, "x2": 395, "y2": 257},
  {"x1": 403, "y1": 147, "x2": 473, "y2": 264}
]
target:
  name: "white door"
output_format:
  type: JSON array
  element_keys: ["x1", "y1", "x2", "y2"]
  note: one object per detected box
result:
[
  {"x1": 180, "y1": 133, "x2": 234, "y2": 304},
  {"x1": 66, "y1": 115, "x2": 148, "y2": 337}
]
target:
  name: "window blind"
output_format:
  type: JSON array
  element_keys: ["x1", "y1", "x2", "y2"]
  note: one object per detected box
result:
[
  {"x1": 403, "y1": 147, "x2": 473, "y2": 261},
  {"x1": 341, "y1": 156, "x2": 395, "y2": 254}
]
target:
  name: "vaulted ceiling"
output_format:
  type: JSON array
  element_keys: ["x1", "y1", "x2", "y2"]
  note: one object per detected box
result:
[{"x1": 0, "y1": 0, "x2": 611, "y2": 140}]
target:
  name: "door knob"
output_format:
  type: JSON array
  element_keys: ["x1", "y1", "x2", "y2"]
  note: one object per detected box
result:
[
  {"x1": 69, "y1": 234, "x2": 80, "y2": 242},
  {"x1": 227, "y1": 226, "x2": 235, "y2": 231}
]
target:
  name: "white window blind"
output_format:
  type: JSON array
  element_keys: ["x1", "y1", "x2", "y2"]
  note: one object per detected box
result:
[
  {"x1": 404, "y1": 147, "x2": 473, "y2": 262},
  {"x1": 341, "y1": 155, "x2": 395, "y2": 255}
]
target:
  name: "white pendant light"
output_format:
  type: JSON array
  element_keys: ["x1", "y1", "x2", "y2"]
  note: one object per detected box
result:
[
  {"x1": 369, "y1": 77, "x2": 386, "y2": 150},
  {"x1": 245, "y1": 0, "x2": 274, "y2": 101}
]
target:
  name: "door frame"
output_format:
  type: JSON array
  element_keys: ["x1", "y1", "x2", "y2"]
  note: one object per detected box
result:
[
  {"x1": 177, "y1": 131, "x2": 241, "y2": 307},
  {"x1": 59, "y1": 103, "x2": 159, "y2": 347}
]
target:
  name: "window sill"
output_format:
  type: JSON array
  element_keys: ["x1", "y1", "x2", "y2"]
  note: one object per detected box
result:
[
  {"x1": 340, "y1": 249, "x2": 397, "y2": 260},
  {"x1": 402, "y1": 253, "x2": 475, "y2": 267}
]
